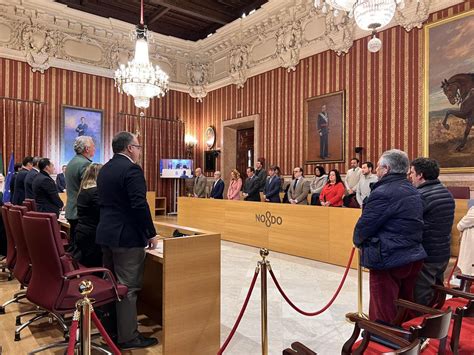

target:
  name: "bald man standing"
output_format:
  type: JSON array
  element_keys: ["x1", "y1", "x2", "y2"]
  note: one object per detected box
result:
[{"x1": 193, "y1": 168, "x2": 207, "y2": 198}]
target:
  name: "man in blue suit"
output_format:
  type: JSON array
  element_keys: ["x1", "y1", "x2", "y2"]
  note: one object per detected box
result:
[
  {"x1": 24, "y1": 156, "x2": 41, "y2": 199},
  {"x1": 56, "y1": 165, "x2": 67, "y2": 192},
  {"x1": 209, "y1": 171, "x2": 224, "y2": 199},
  {"x1": 263, "y1": 165, "x2": 281, "y2": 203},
  {"x1": 12, "y1": 156, "x2": 33, "y2": 205}
]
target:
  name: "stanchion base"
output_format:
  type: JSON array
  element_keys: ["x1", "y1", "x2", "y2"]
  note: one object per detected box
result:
[{"x1": 345, "y1": 311, "x2": 368, "y2": 323}]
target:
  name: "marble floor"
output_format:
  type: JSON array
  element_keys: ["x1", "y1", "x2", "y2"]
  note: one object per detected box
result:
[{"x1": 220, "y1": 241, "x2": 369, "y2": 355}]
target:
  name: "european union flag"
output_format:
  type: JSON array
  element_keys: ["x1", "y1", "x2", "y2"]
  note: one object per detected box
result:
[{"x1": 3, "y1": 153, "x2": 14, "y2": 203}]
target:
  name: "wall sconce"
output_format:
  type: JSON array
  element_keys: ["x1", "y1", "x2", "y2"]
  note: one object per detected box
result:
[{"x1": 185, "y1": 134, "x2": 198, "y2": 159}]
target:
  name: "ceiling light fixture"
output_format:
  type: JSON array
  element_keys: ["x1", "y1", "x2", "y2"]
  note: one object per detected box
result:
[
  {"x1": 314, "y1": 0, "x2": 406, "y2": 52},
  {"x1": 114, "y1": 0, "x2": 169, "y2": 108}
]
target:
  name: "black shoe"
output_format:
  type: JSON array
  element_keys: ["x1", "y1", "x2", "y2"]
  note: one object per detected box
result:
[{"x1": 118, "y1": 334, "x2": 159, "y2": 350}]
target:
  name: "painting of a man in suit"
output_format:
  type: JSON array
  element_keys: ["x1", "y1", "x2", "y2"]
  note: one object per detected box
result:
[
  {"x1": 76, "y1": 117, "x2": 88, "y2": 136},
  {"x1": 305, "y1": 91, "x2": 345, "y2": 164}
]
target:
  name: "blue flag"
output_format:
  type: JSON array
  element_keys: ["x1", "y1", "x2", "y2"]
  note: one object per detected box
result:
[{"x1": 3, "y1": 153, "x2": 14, "y2": 203}]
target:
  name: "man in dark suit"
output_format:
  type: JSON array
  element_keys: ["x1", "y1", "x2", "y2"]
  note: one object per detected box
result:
[
  {"x1": 254, "y1": 158, "x2": 267, "y2": 192},
  {"x1": 32, "y1": 158, "x2": 64, "y2": 216},
  {"x1": 242, "y1": 167, "x2": 261, "y2": 201},
  {"x1": 24, "y1": 156, "x2": 41, "y2": 199},
  {"x1": 56, "y1": 165, "x2": 67, "y2": 192},
  {"x1": 96, "y1": 132, "x2": 158, "y2": 350},
  {"x1": 12, "y1": 156, "x2": 33, "y2": 205},
  {"x1": 263, "y1": 165, "x2": 281, "y2": 203},
  {"x1": 209, "y1": 171, "x2": 224, "y2": 199}
]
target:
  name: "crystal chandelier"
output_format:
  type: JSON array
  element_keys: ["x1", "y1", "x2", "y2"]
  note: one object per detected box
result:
[
  {"x1": 114, "y1": 0, "x2": 169, "y2": 109},
  {"x1": 314, "y1": 0, "x2": 406, "y2": 52}
]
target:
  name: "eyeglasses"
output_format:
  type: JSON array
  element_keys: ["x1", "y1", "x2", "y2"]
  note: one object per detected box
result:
[{"x1": 130, "y1": 144, "x2": 142, "y2": 149}]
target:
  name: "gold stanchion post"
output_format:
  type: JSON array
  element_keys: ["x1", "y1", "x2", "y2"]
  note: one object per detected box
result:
[
  {"x1": 78, "y1": 280, "x2": 94, "y2": 355},
  {"x1": 259, "y1": 248, "x2": 269, "y2": 355},
  {"x1": 345, "y1": 248, "x2": 368, "y2": 322}
]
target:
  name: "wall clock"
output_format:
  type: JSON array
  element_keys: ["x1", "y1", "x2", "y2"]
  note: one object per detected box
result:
[{"x1": 205, "y1": 126, "x2": 216, "y2": 149}]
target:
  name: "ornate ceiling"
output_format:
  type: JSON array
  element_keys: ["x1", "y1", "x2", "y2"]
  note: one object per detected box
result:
[
  {"x1": 0, "y1": 0, "x2": 463, "y2": 101},
  {"x1": 55, "y1": 0, "x2": 269, "y2": 41}
]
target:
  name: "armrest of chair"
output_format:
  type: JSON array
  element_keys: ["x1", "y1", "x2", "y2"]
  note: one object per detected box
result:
[
  {"x1": 64, "y1": 267, "x2": 122, "y2": 300},
  {"x1": 457, "y1": 274, "x2": 474, "y2": 282},
  {"x1": 394, "y1": 299, "x2": 444, "y2": 315},
  {"x1": 282, "y1": 342, "x2": 317, "y2": 355},
  {"x1": 358, "y1": 320, "x2": 412, "y2": 347},
  {"x1": 432, "y1": 285, "x2": 474, "y2": 300}
]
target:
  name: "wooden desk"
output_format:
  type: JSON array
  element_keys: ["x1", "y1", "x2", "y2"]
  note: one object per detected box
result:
[
  {"x1": 178, "y1": 197, "x2": 468, "y2": 267},
  {"x1": 139, "y1": 222, "x2": 220, "y2": 355}
]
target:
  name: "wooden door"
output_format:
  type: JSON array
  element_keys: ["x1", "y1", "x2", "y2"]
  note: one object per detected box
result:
[{"x1": 236, "y1": 128, "x2": 254, "y2": 182}]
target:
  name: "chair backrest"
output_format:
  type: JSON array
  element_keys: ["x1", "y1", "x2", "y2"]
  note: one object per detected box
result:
[
  {"x1": 1, "y1": 204, "x2": 16, "y2": 270},
  {"x1": 23, "y1": 198, "x2": 37, "y2": 211},
  {"x1": 7, "y1": 206, "x2": 30, "y2": 285},
  {"x1": 22, "y1": 213, "x2": 66, "y2": 311},
  {"x1": 447, "y1": 186, "x2": 470, "y2": 199}
]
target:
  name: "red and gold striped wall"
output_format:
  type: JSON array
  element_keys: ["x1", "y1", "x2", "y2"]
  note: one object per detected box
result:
[{"x1": 0, "y1": 1, "x2": 472, "y2": 188}]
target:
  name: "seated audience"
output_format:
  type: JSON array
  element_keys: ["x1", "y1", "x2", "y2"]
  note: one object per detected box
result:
[
  {"x1": 227, "y1": 169, "x2": 242, "y2": 200},
  {"x1": 12, "y1": 156, "x2": 33, "y2": 205},
  {"x1": 24, "y1": 156, "x2": 41, "y2": 199},
  {"x1": 32, "y1": 158, "x2": 64, "y2": 216},
  {"x1": 319, "y1": 169, "x2": 345, "y2": 207},
  {"x1": 56, "y1": 164, "x2": 67, "y2": 192},
  {"x1": 353, "y1": 149, "x2": 426, "y2": 323},
  {"x1": 343, "y1": 158, "x2": 362, "y2": 207},
  {"x1": 73, "y1": 163, "x2": 103, "y2": 267},
  {"x1": 409, "y1": 157, "x2": 455, "y2": 306},
  {"x1": 310, "y1": 166, "x2": 327, "y2": 205},
  {"x1": 209, "y1": 171, "x2": 224, "y2": 199},
  {"x1": 193, "y1": 167, "x2": 207, "y2": 198},
  {"x1": 242, "y1": 167, "x2": 260, "y2": 201},
  {"x1": 354, "y1": 161, "x2": 378, "y2": 208},
  {"x1": 457, "y1": 205, "x2": 474, "y2": 275},
  {"x1": 288, "y1": 167, "x2": 309, "y2": 205},
  {"x1": 263, "y1": 165, "x2": 281, "y2": 203}
]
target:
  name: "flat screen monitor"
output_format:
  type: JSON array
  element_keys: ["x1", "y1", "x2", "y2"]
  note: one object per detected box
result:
[{"x1": 160, "y1": 159, "x2": 193, "y2": 179}]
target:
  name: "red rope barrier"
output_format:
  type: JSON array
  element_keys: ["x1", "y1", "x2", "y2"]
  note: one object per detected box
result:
[
  {"x1": 91, "y1": 311, "x2": 121, "y2": 355},
  {"x1": 217, "y1": 268, "x2": 260, "y2": 355},
  {"x1": 66, "y1": 318, "x2": 79, "y2": 355},
  {"x1": 269, "y1": 247, "x2": 356, "y2": 316}
]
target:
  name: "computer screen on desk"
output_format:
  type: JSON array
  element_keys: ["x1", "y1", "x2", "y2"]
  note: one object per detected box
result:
[{"x1": 160, "y1": 159, "x2": 193, "y2": 179}]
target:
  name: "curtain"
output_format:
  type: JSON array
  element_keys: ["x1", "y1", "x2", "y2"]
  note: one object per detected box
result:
[
  {"x1": 0, "y1": 97, "x2": 47, "y2": 167},
  {"x1": 118, "y1": 113, "x2": 185, "y2": 212}
]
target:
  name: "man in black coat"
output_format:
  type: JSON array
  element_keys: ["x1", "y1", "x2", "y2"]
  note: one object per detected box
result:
[
  {"x1": 263, "y1": 165, "x2": 281, "y2": 203},
  {"x1": 56, "y1": 165, "x2": 67, "y2": 192},
  {"x1": 96, "y1": 132, "x2": 158, "y2": 350},
  {"x1": 209, "y1": 171, "x2": 224, "y2": 199},
  {"x1": 254, "y1": 158, "x2": 267, "y2": 192},
  {"x1": 32, "y1": 158, "x2": 64, "y2": 216},
  {"x1": 24, "y1": 156, "x2": 41, "y2": 199},
  {"x1": 242, "y1": 167, "x2": 261, "y2": 201},
  {"x1": 409, "y1": 158, "x2": 455, "y2": 306},
  {"x1": 12, "y1": 156, "x2": 33, "y2": 205}
]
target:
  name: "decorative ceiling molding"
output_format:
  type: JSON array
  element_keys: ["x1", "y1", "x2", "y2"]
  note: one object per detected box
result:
[{"x1": 0, "y1": 0, "x2": 463, "y2": 100}]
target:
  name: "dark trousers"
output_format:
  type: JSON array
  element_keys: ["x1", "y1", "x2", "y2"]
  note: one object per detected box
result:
[
  {"x1": 414, "y1": 259, "x2": 449, "y2": 306},
  {"x1": 102, "y1": 246, "x2": 146, "y2": 343},
  {"x1": 369, "y1": 260, "x2": 423, "y2": 323},
  {"x1": 310, "y1": 193, "x2": 321, "y2": 205},
  {"x1": 320, "y1": 133, "x2": 328, "y2": 158},
  {"x1": 67, "y1": 219, "x2": 78, "y2": 249},
  {"x1": 343, "y1": 194, "x2": 360, "y2": 208}
]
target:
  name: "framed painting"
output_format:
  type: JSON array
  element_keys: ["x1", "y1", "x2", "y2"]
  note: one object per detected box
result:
[
  {"x1": 305, "y1": 90, "x2": 345, "y2": 164},
  {"x1": 424, "y1": 9, "x2": 474, "y2": 172},
  {"x1": 61, "y1": 105, "x2": 103, "y2": 164}
]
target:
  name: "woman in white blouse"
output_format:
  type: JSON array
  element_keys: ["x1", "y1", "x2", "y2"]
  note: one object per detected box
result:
[
  {"x1": 310, "y1": 166, "x2": 328, "y2": 205},
  {"x1": 457, "y1": 205, "x2": 474, "y2": 275}
]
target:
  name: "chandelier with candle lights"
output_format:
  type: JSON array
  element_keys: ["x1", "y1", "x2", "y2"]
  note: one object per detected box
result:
[{"x1": 114, "y1": 0, "x2": 169, "y2": 108}]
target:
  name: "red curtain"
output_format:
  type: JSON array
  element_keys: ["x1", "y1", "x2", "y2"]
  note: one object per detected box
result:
[
  {"x1": 118, "y1": 113, "x2": 185, "y2": 212},
  {"x1": 0, "y1": 97, "x2": 47, "y2": 166}
]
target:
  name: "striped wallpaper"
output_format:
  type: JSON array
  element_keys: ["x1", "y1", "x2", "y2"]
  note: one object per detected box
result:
[{"x1": 0, "y1": 1, "x2": 472, "y2": 189}]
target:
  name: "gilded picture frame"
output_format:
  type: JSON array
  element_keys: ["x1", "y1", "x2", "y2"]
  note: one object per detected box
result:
[
  {"x1": 423, "y1": 9, "x2": 474, "y2": 173},
  {"x1": 304, "y1": 90, "x2": 346, "y2": 164}
]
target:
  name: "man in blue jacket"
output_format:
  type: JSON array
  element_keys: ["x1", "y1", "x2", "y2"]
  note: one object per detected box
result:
[
  {"x1": 409, "y1": 158, "x2": 454, "y2": 306},
  {"x1": 263, "y1": 165, "x2": 281, "y2": 203},
  {"x1": 209, "y1": 171, "x2": 224, "y2": 199},
  {"x1": 353, "y1": 149, "x2": 426, "y2": 323}
]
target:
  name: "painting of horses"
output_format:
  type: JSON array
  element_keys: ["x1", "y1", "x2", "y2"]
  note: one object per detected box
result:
[{"x1": 424, "y1": 10, "x2": 474, "y2": 172}]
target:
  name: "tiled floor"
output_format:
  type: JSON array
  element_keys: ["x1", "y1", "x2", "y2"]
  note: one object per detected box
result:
[{"x1": 220, "y1": 241, "x2": 369, "y2": 355}]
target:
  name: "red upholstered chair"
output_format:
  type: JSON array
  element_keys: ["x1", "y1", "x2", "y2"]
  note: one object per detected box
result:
[
  {"x1": 0, "y1": 203, "x2": 15, "y2": 283},
  {"x1": 22, "y1": 199, "x2": 37, "y2": 211},
  {"x1": 21, "y1": 212, "x2": 127, "y2": 353},
  {"x1": 446, "y1": 187, "x2": 470, "y2": 199},
  {"x1": 0, "y1": 205, "x2": 27, "y2": 314}
]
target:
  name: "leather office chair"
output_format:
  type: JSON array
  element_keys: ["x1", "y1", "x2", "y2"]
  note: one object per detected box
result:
[
  {"x1": 0, "y1": 203, "x2": 14, "y2": 282},
  {"x1": 0, "y1": 204, "x2": 25, "y2": 314},
  {"x1": 22, "y1": 212, "x2": 128, "y2": 353},
  {"x1": 22, "y1": 199, "x2": 37, "y2": 211}
]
